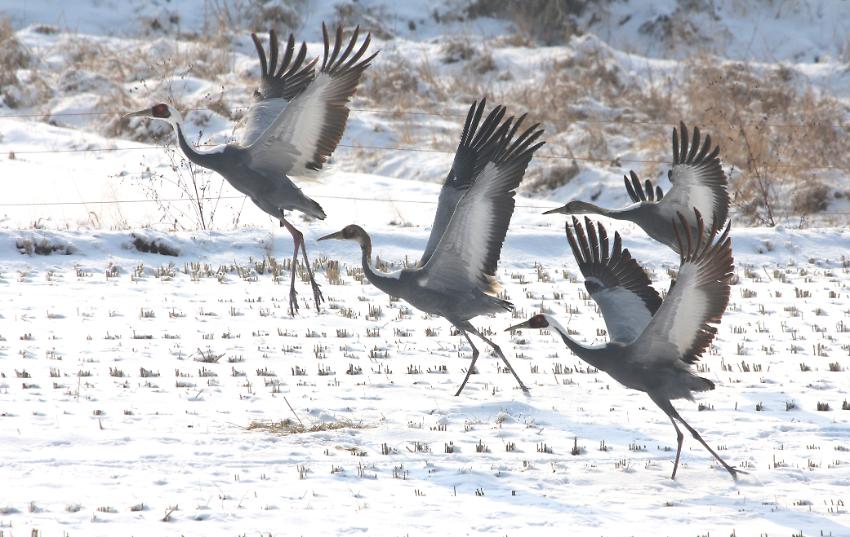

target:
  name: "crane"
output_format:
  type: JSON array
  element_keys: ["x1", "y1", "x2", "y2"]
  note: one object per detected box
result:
[
  {"x1": 125, "y1": 24, "x2": 376, "y2": 315},
  {"x1": 507, "y1": 212, "x2": 743, "y2": 480},
  {"x1": 544, "y1": 122, "x2": 729, "y2": 252},
  {"x1": 318, "y1": 99, "x2": 544, "y2": 396}
]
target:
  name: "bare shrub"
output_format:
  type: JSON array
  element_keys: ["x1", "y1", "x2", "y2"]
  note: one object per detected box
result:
[
  {"x1": 129, "y1": 143, "x2": 225, "y2": 231},
  {"x1": 332, "y1": 2, "x2": 394, "y2": 40},
  {"x1": 441, "y1": 39, "x2": 496, "y2": 74},
  {"x1": 792, "y1": 182, "x2": 830, "y2": 215},
  {"x1": 501, "y1": 40, "x2": 848, "y2": 223},
  {"x1": 16, "y1": 236, "x2": 76, "y2": 256},
  {"x1": 502, "y1": 41, "x2": 636, "y2": 133},
  {"x1": 471, "y1": 51, "x2": 497, "y2": 74},
  {"x1": 442, "y1": 39, "x2": 477, "y2": 64},
  {"x1": 130, "y1": 233, "x2": 180, "y2": 256},
  {"x1": 681, "y1": 56, "x2": 850, "y2": 224},
  {"x1": 637, "y1": 0, "x2": 722, "y2": 57},
  {"x1": 526, "y1": 161, "x2": 581, "y2": 193},
  {"x1": 360, "y1": 53, "x2": 421, "y2": 109},
  {"x1": 204, "y1": 0, "x2": 303, "y2": 36},
  {"x1": 466, "y1": 0, "x2": 587, "y2": 45},
  {"x1": 0, "y1": 16, "x2": 33, "y2": 107},
  {"x1": 247, "y1": 417, "x2": 370, "y2": 435}
]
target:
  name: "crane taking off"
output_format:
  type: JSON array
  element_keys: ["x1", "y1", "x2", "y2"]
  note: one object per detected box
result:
[
  {"x1": 319, "y1": 99, "x2": 544, "y2": 395},
  {"x1": 126, "y1": 24, "x2": 376, "y2": 314},
  {"x1": 508, "y1": 213, "x2": 743, "y2": 480},
  {"x1": 545, "y1": 123, "x2": 729, "y2": 253}
]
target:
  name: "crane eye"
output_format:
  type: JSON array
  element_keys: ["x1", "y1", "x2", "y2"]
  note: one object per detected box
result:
[{"x1": 152, "y1": 104, "x2": 170, "y2": 118}]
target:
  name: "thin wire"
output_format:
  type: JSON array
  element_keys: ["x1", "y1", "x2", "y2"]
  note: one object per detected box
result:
[
  {"x1": 1, "y1": 193, "x2": 849, "y2": 216},
  {"x1": 6, "y1": 141, "x2": 848, "y2": 172},
  {"x1": 1, "y1": 105, "x2": 847, "y2": 129},
  {"x1": 8, "y1": 145, "x2": 156, "y2": 154},
  {"x1": 0, "y1": 108, "x2": 210, "y2": 120},
  {"x1": 0, "y1": 193, "x2": 551, "y2": 210},
  {"x1": 350, "y1": 108, "x2": 849, "y2": 130}
]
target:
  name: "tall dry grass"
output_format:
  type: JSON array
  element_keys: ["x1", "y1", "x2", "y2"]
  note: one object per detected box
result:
[
  {"x1": 492, "y1": 41, "x2": 849, "y2": 223},
  {"x1": 680, "y1": 56, "x2": 850, "y2": 224},
  {"x1": 0, "y1": 16, "x2": 36, "y2": 107}
]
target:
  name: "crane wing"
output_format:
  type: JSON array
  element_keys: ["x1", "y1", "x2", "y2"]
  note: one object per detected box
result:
[
  {"x1": 419, "y1": 99, "x2": 512, "y2": 267},
  {"x1": 632, "y1": 210, "x2": 733, "y2": 365},
  {"x1": 656, "y1": 122, "x2": 729, "y2": 232},
  {"x1": 623, "y1": 170, "x2": 664, "y2": 203},
  {"x1": 244, "y1": 24, "x2": 376, "y2": 177},
  {"x1": 566, "y1": 216, "x2": 662, "y2": 344},
  {"x1": 421, "y1": 117, "x2": 544, "y2": 294},
  {"x1": 251, "y1": 30, "x2": 317, "y2": 102},
  {"x1": 239, "y1": 30, "x2": 318, "y2": 147}
]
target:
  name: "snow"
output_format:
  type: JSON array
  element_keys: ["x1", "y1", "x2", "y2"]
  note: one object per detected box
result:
[
  {"x1": 1, "y1": 1, "x2": 850, "y2": 535},
  {"x1": 1, "y1": 208, "x2": 849, "y2": 536}
]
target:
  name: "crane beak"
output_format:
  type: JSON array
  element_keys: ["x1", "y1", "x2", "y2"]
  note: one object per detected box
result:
[
  {"x1": 504, "y1": 320, "x2": 532, "y2": 332},
  {"x1": 542, "y1": 205, "x2": 567, "y2": 215},
  {"x1": 317, "y1": 230, "x2": 345, "y2": 241},
  {"x1": 123, "y1": 108, "x2": 150, "y2": 119}
]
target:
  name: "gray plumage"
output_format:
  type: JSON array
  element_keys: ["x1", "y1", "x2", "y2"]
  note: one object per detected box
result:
[
  {"x1": 319, "y1": 99, "x2": 545, "y2": 396},
  {"x1": 565, "y1": 219, "x2": 661, "y2": 344},
  {"x1": 125, "y1": 23, "x2": 376, "y2": 314},
  {"x1": 509, "y1": 212, "x2": 743, "y2": 480},
  {"x1": 545, "y1": 122, "x2": 729, "y2": 253}
]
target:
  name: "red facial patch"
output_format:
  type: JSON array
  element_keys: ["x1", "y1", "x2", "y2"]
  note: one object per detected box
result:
[
  {"x1": 152, "y1": 103, "x2": 170, "y2": 118},
  {"x1": 529, "y1": 314, "x2": 548, "y2": 329}
]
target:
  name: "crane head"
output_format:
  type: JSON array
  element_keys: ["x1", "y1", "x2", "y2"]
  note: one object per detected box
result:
[
  {"x1": 318, "y1": 224, "x2": 367, "y2": 243},
  {"x1": 505, "y1": 313, "x2": 550, "y2": 332},
  {"x1": 124, "y1": 103, "x2": 180, "y2": 123},
  {"x1": 542, "y1": 201, "x2": 581, "y2": 215}
]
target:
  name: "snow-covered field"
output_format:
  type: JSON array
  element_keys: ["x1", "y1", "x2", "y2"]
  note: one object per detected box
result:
[
  {"x1": 2, "y1": 1, "x2": 850, "y2": 535},
  {"x1": 1, "y1": 219, "x2": 850, "y2": 536}
]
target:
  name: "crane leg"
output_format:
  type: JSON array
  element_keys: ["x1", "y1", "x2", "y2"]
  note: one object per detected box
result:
[
  {"x1": 668, "y1": 415, "x2": 684, "y2": 480},
  {"x1": 468, "y1": 326, "x2": 529, "y2": 394},
  {"x1": 279, "y1": 217, "x2": 303, "y2": 315},
  {"x1": 297, "y1": 235, "x2": 324, "y2": 313},
  {"x1": 455, "y1": 330, "x2": 480, "y2": 397},
  {"x1": 660, "y1": 400, "x2": 743, "y2": 481}
]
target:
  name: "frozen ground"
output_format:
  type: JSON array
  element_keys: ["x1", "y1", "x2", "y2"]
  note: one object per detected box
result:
[
  {"x1": 1, "y1": 0, "x2": 850, "y2": 535},
  {"x1": 0, "y1": 217, "x2": 849, "y2": 536}
]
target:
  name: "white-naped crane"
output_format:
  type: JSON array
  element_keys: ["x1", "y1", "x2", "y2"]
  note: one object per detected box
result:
[
  {"x1": 508, "y1": 212, "x2": 744, "y2": 480},
  {"x1": 125, "y1": 24, "x2": 376, "y2": 315},
  {"x1": 318, "y1": 99, "x2": 544, "y2": 396},
  {"x1": 544, "y1": 122, "x2": 729, "y2": 253}
]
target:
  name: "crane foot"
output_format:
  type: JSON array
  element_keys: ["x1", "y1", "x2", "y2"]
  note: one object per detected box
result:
[
  {"x1": 288, "y1": 287, "x2": 299, "y2": 316},
  {"x1": 310, "y1": 280, "x2": 324, "y2": 313}
]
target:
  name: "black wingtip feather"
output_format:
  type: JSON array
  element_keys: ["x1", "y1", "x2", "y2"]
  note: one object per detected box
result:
[
  {"x1": 252, "y1": 33, "x2": 268, "y2": 77},
  {"x1": 565, "y1": 217, "x2": 662, "y2": 318},
  {"x1": 624, "y1": 174, "x2": 637, "y2": 203},
  {"x1": 253, "y1": 28, "x2": 316, "y2": 101}
]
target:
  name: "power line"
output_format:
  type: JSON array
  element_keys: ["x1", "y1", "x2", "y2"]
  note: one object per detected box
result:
[
  {"x1": 1, "y1": 193, "x2": 849, "y2": 217},
  {"x1": 0, "y1": 193, "x2": 552, "y2": 210},
  {"x1": 1, "y1": 105, "x2": 847, "y2": 130},
  {"x1": 6, "y1": 141, "x2": 848, "y2": 172}
]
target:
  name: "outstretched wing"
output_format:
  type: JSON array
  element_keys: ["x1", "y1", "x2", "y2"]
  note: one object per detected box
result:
[
  {"x1": 240, "y1": 31, "x2": 318, "y2": 147},
  {"x1": 656, "y1": 122, "x2": 729, "y2": 232},
  {"x1": 419, "y1": 99, "x2": 511, "y2": 266},
  {"x1": 251, "y1": 30, "x2": 316, "y2": 102},
  {"x1": 623, "y1": 170, "x2": 664, "y2": 203},
  {"x1": 632, "y1": 210, "x2": 733, "y2": 365},
  {"x1": 421, "y1": 115, "x2": 544, "y2": 294},
  {"x1": 244, "y1": 24, "x2": 376, "y2": 177},
  {"x1": 566, "y1": 216, "x2": 662, "y2": 344}
]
